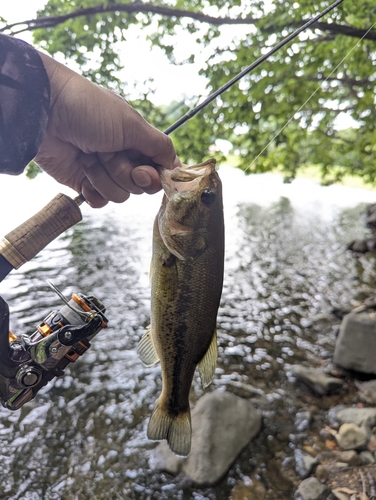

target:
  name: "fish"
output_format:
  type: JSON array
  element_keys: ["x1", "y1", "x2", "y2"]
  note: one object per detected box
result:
[{"x1": 137, "y1": 158, "x2": 224, "y2": 456}]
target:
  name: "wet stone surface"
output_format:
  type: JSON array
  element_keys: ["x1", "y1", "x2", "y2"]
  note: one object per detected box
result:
[{"x1": 0, "y1": 169, "x2": 375, "y2": 499}]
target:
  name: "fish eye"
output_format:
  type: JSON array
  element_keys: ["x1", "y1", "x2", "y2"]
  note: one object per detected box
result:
[{"x1": 201, "y1": 189, "x2": 216, "y2": 206}]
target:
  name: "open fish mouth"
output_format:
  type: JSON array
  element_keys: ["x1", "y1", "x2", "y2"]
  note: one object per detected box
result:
[{"x1": 159, "y1": 159, "x2": 216, "y2": 200}]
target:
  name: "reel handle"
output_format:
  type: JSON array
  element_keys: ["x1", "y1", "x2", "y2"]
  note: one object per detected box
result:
[{"x1": 0, "y1": 194, "x2": 82, "y2": 271}]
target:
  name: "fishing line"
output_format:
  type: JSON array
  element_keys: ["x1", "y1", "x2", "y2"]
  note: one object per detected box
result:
[{"x1": 245, "y1": 19, "x2": 376, "y2": 173}]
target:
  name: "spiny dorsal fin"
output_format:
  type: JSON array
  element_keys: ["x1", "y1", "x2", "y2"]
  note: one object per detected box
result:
[
  {"x1": 147, "y1": 399, "x2": 191, "y2": 456},
  {"x1": 137, "y1": 326, "x2": 159, "y2": 366},
  {"x1": 198, "y1": 330, "x2": 218, "y2": 388}
]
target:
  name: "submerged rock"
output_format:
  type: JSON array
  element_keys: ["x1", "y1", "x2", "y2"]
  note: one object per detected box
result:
[
  {"x1": 295, "y1": 477, "x2": 330, "y2": 500},
  {"x1": 294, "y1": 449, "x2": 318, "y2": 478},
  {"x1": 290, "y1": 365, "x2": 343, "y2": 396},
  {"x1": 295, "y1": 411, "x2": 312, "y2": 432},
  {"x1": 333, "y1": 311, "x2": 376, "y2": 374},
  {"x1": 149, "y1": 390, "x2": 262, "y2": 485},
  {"x1": 331, "y1": 406, "x2": 376, "y2": 431},
  {"x1": 229, "y1": 476, "x2": 266, "y2": 500}
]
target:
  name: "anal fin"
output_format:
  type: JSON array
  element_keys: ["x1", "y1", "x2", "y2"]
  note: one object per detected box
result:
[{"x1": 137, "y1": 326, "x2": 159, "y2": 366}]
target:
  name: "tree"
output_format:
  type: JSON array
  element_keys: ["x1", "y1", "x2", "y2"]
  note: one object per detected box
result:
[{"x1": 2, "y1": 0, "x2": 376, "y2": 182}]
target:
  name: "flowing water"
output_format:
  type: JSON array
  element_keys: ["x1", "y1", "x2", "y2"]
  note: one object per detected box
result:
[{"x1": 0, "y1": 167, "x2": 375, "y2": 499}]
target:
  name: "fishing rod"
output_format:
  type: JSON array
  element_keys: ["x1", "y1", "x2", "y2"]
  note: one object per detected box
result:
[
  {"x1": 0, "y1": 0, "x2": 345, "y2": 282},
  {"x1": 164, "y1": 0, "x2": 345, "y2": 135}
]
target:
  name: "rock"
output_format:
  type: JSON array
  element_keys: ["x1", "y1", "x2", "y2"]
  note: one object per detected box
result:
[
  {"x1": 356, "y1": 380, "x2": 376, "y2": 404},
  {"x1": 230, "y1": 476, "x2": 266, "y2": 500},
  {"x1": 334, "y1": 462, "x2": 349, "y2": 469},
  {"x1": 333, "y1": 407, "x2": 376, "y2": 431},
  {"x1": 366, "y1": 203, "x2": 376, "y2": 230},
  {"x1": 332, "y1": 489, "x2": 354, "y2": 500},
  {"x1": 315, "y1": 464, "x2": 329, "y2": 482},
  {"x1": 295, "y1": 477, "x2": 330, "y2": 500},
  {"x1": 332, "y1": 450, "x2": 361, "y2": 466},
  {"x1": 295, "y1": 411, "x2": 312, "y2": 432},
  {"x1": 359, "y1": 450, "x2": 375, "y2": 464},
  {"x1": 333, "y1": 311, "x2": 376, "y2": 374},
  {"x1": 294, "y1": 449, "x2": 318, "y2": 479},
  {"x1": 367, "y1": 437, "x2": 376, "y2": 452},
  {"x1": 336, "y1": 423, "x2": 368, "y2": 450},
  {"x1": 290, "y1": 365, "x2": 343, "y2": 396},
  {"x1": 149, "y1": 391, "x2": 262, "y2": 485},
  {"x1": 347, "y1": 239, "x2": 369, "y2": 253}
]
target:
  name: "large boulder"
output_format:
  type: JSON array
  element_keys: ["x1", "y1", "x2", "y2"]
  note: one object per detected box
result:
[
  {"x1": 149, "y1": 390, "x2": 262, "y2": 485},
  {"x1": 333, "y1": 311, "x2": 376, "y2": 374}
]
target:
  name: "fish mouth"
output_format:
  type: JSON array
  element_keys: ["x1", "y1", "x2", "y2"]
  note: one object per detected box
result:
[{"x1": 159, "y1": 159, "x2": 216, "y2": 200}]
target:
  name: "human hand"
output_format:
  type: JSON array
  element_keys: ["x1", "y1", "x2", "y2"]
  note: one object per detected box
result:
[{"x1": 35, "y1": 52, "x2": 180, "y2": 208}]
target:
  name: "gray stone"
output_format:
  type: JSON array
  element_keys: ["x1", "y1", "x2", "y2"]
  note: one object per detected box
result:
[
  {"x1": 347, "y1": 239, "x2": 368, "y2": 253},
  {"x1": 334, "y1": 462, "x2": 350, "y2": 469},
  {"x1": 295, "y1": 477, "x2": 330, "y2": 500},
  {"x1": 332, "y1": 450, "x2": 361, "y2": 466},
  {"x1": 290, "y1": 365, "x2": 343, "y2": 396},
  {"x1": 295, "y1": 411, "x2": 312, "y2": 432},
  {"x1": 336, "y1": 423, "x2": 368, "y2": 450},
  {"x1": 360, "y1": 450, "x2": 375, "y2": 464},
  {"x1": 149, "y1": 390, "x2": 262, "y2": 485},
  {"x1": 294, "y1": 449, "x2": 318, "y2": 478},
  {"x1": 334, "y1": 407, "x2": 376, "y2": 431},
  {"x1": 356, "y1": 379, "x2": 376, "y2": 404},
  {"x1": 334, "y1": 312, "x2": 376, "y2": 374}
]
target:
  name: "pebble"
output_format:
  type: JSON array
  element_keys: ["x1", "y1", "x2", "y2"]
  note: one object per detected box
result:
[
  {"x1": 290, "y1": 365, "x2": 343, "y2": 396},
  {"x1": 356, "y1": 379, "x2": 376, "y2": 404},
  {"x1": 295, "y1": 477, "x2": 330, "y2": 500},
  {"x1": 336, "y1": 423, "x2": 368, "y2": 450},
  {"x1": 359, "y1": 450, "x2": 375, "y2": 464},
  {"x1": 295, "y1": 411, "x2": 313, "y2": 432},
  {"x1": 330, "y1": 406, "x2": 376, "y2": 431},
  {"x1": 334, "y1": 461, "x2": 349, "y2": 469},
  {"x1": 294, "y1": 449, "x2": 318, "y2": 479},
  {"x1": 332, "y1": 450, "x2": 361, "y2": 466},
  {"x1": 230, "y1": 477, "x2": 266, "y2": 500}
]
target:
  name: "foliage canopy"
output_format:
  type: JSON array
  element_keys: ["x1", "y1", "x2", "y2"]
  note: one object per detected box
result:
[{"x1": 2, "y1": 0, "x2": 376, "y2": 183}]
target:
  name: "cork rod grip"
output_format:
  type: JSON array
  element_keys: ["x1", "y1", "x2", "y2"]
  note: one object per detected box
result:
[{"x1": 1, "y1": 194, "x2": 82, "y2": 269}]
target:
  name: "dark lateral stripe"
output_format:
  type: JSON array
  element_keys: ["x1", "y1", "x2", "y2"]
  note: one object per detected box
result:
[{"x1": 0, "y1": 255, "x2": 14, "y2": 282}]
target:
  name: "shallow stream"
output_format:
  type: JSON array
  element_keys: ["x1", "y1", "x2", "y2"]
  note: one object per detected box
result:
[{"x1": 0, "y1": 167, "x2": 375, "y2": 499}]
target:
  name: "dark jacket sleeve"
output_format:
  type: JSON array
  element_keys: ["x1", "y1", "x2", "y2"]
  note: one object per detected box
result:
[{"x1": 0, "y1": 34, "x2": 50, "y2": 175}]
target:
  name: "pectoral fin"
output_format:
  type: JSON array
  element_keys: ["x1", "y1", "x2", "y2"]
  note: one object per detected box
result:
[
  {"x1": 137, "y1": 326, "x2": 159, "y2": 366},
  {"x1": 198, "y1": 330, "x2": 218, "y2": 388}
]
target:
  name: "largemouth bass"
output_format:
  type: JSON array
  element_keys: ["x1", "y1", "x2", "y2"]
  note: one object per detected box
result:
[{"x1": 137, "y1": 158, "x2": 224, "y2": 456}]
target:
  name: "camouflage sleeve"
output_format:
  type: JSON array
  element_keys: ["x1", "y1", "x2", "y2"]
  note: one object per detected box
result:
[{"x1": 0, "y1": 34, "x2": 50, "y2": 175}]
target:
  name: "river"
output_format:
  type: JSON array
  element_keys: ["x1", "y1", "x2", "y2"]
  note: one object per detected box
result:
[{"x1": 0, "y1": 166, "x2": 375, "y2": 499}]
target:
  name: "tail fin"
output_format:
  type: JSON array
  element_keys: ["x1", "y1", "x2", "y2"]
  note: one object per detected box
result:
[{"x1": 147, "y1": 400, "x2": 191, "y2": 456}]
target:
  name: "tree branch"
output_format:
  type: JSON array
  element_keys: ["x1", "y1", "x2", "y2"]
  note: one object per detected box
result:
[
  {"x1": 1, "y1": 2, "x2": 375, "y2": 43},
  {"x1": 0, "y1": 2, "x2": 257, "y2": 34}
]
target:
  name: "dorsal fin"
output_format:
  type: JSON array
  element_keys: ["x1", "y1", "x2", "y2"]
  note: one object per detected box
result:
[{"x1": 198, "y1": 330, "x2": 217, "y2": 388}]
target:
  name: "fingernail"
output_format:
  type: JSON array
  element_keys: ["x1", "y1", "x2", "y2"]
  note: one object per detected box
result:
[
  {"x1": 172, "y1": 155, "x2": 181, "y2": 169},
  {"x1": 133, "y1": 170, "x2": 152, "y2": 188}
]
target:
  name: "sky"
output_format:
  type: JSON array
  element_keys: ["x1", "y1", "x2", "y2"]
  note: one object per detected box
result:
[{"x1": 0, "y1": 1, "x2": 212, "y2": 105}]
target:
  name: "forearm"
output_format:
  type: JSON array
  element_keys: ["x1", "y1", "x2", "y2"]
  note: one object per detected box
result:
[{"x1": 0, "y1": 34, "x2": 50, "y2": 175}]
